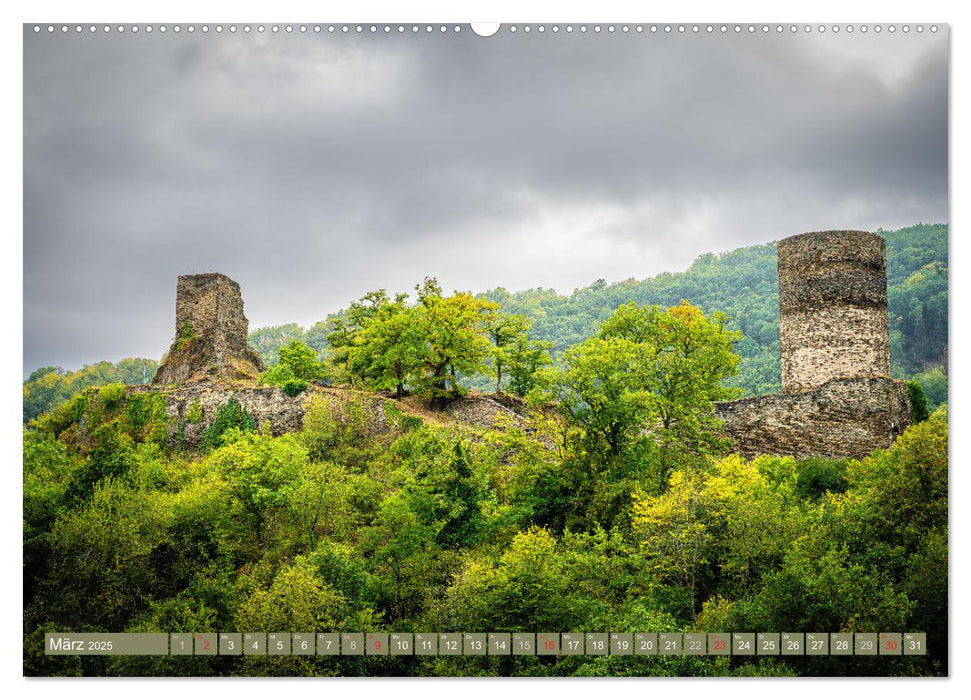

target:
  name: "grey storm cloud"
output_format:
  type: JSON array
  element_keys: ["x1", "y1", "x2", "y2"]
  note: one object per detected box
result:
[{"x1": 23, "y1": 25, "x2": 948, "y2": 374}]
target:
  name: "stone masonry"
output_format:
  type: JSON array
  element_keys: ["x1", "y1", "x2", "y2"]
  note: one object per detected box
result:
[
  {"x1": 778, "y1": 230, "x2": 891, "y2": 393},
  {"x1": 145, "y1": 273, "x2": 532, "y2": 445},
  {"x1": 153, "y1": 273, "x2": 265, "y2": 385},
  {"x1": 716, "y1": 230, "x2": 909, "y2": 460},
  {"x1": 716, "y1": 378, "x2": 909, "y2": 460}
]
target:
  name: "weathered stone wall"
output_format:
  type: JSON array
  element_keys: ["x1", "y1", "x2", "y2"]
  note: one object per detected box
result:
[
  {"x1": 126, "y1": 383, "x2": 534, "y2": 449},
  {"x1": 780, "y1": 305, "x2": 891, "y2": 392},
  {"x1": 778, "y1": 231, "x2": 890, "y2": 393},
  {"x1": 173, "y1": 274, "x2": 251, "y2": 351},
  {"x1": 716, "y1": 378, "x2": 910, "y2": 460},
  {"x1": 719, "y1": 230, "x2": 908, "y2": 459},
  {"x1": 153, "y1": 273, "x2": 265, "y2": 385},
  {"x1": 142, "y1": 244, "x2": 908, "y2": 461},
  {"x1": 128, "y1": 384, "x2": 391, "y2": 449}
]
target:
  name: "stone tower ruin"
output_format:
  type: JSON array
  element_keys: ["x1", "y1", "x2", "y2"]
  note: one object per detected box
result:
[
  {"x1": 778, "y1": 230, "x2": 891, "y2": 393},
  {"x1": 153, "y1": 273, "x2": 265, "y2": 385},
  {"x1": 716, "y1": 230, "x2": 909, "y2": 460}
]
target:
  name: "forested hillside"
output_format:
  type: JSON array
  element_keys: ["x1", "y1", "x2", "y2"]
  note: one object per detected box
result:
[
  {"x1": 23, "y1": 359, "x2": 159, "y2": 424},
  {"x1": 23, "y1": 228, "x2": 949, "y2": 676}
]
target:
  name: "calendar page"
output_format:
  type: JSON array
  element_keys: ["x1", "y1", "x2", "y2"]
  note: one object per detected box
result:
[{"x1": 22, "y1": 19, "x2": 948, "y2": 679}]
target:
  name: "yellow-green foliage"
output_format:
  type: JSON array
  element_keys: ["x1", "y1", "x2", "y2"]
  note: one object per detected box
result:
[
  {"x1": 125, "y1": 392, "x2": 169, "y2": 445},
  {"x1": 23, "y1": 358, "x2": 160, "y2": 423},
  {"x1": 237, "y1": 558, "x2": 344, "y2": 631},
  {"x1": 23, "y1": 369, "x2": 949, "y2": 678},
  {"x1": 98, "y1": 383, "x2": 126, "y2": 410},
  {"x1": 30, "y1": 391, "x2": 88, "y2": 437},
  {"x1": 185, "y1": 401, "x2": 203, "y2": 424}
]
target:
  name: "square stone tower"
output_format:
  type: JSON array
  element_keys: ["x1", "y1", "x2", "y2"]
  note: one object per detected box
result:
[{"x1": 153, "y1": 273, "x2": 265, "y2": 385}]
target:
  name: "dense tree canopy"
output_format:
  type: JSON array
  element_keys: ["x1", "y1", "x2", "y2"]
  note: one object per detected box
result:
[{"x1": 24, "y1": 377, "x2": 948, "y2": 676}]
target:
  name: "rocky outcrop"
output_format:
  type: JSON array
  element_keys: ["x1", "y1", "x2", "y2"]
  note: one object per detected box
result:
[
  {"x1": 153, "y1": 273, "x2": 265, "y2": 385},
  {"x1": 444, "y1": 394, "x2": 529, "y2": 430},
  {"x1": 124, "y1": 381, "x2": 537, "y2": 450}
]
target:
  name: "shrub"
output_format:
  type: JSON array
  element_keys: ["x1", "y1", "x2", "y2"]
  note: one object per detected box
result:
[
  {"x1": 201, "y1": 398, "x2": 256, "y2": 451},
  {"x1": 98, "y1": 383, "x2": 127, "y2": 412},
  {"x1": 174, "y1": 321, "x2": 196, "y2": 352},
  {"x1": 185, "y1": 401, "x2": 203, "y2": 424},
  {"x1": 281, "y1": 379, "x2": 309, "y2": 397},
  {"x1": 278, "y1": 340, "x2": 325, "y2": 382},
  {"x1": 907, "y1": 380, "x2": 929, "y2": 424},
  {"x1": 259, "y1": 363, "x2": 297, "y2": 386}
]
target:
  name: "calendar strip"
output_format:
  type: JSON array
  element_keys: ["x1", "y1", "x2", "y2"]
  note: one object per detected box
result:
[{"x1": 45, "y1": 632, "x2": 926, "y2": 656}]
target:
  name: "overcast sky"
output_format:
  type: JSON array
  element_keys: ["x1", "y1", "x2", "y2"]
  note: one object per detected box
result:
[{"x1": 23, "y1": 24, "x2": 948, "y2": 374}]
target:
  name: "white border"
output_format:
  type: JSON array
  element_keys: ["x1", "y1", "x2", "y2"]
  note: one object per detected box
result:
[{"x1": 4, "y1": 1, "x2": 964, "y2": 699}]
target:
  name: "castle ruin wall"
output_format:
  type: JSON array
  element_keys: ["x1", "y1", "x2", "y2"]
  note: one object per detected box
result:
[
  {"x1": 718, "y1": 230, "x2": 908, "y2": 460},
  {"x1": 716, "y1": 377, "x2": 909, "y2": 460},
  {"x1": 153, "y1": 273, "x2": 265, "y2": 385}
]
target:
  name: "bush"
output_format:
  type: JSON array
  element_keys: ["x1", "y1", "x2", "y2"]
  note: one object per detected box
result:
[
  {"x1": 794, "y1": 457, "x2": 849, "y2": 500},
  {"x1": 259, "y1": 363, "x2": 296, "y2": 386},
  {"x1": 907, "y1": 380, "x2": 930, "y2": 424},
  {"x1": 201, "y1": 398, "x2": 256, "y2": 451},
  {"x1": 98, "y1": 383, "x2": 127, "y2": 412},
  {"x1": 260, "y1": 359, "x2": 313, "y2": 396},
  {"x1": 278, "y1": 340, "x2": 325, "y2": 382},
  {"x1": 185, "y1": 401, "x2": 203, "y2": 424},
  {"x1": 281, "y1": 379, "x2": 309, "y2": 397}
]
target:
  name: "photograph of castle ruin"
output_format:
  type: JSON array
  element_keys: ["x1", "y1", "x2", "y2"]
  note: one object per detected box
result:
[{"x1": 23, "y1": 23, "x2": 948, "y2": 678}]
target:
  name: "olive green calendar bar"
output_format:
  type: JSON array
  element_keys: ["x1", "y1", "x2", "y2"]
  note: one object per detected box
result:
[
  {"x1": 44, "y1": 632, "x2": 926, "y2": 656},
  {"x1": 45, "y1": 633, "x2": 169, "y2": 655}
]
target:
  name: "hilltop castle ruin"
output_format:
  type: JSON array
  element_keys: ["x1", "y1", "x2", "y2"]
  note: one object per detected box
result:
[
  {"x1": 153, "y1": 273, "x2": 265, "y2": 385},
  {"x1": 716, "y1": 230, "x2": 910, "y2": 459},
  {"x1": 148, "y1": 231, "x2": 910, "y2": 458}
]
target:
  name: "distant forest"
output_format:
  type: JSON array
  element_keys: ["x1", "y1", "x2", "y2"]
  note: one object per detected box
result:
[
  {"x1": 24, "y1": 224, "x2": 947, "y2": 422},
  {"x1": 249, "y1": 223, "x2": 948, "y2": 404}
]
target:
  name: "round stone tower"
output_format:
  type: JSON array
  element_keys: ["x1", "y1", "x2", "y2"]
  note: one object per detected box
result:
[{"x1": 778, "y1": 230, "x2": 890, "y2": 393}]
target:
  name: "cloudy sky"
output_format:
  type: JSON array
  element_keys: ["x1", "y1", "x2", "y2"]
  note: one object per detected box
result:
[{"x1": 23, "y1": 24, "x2": 948, "y2": 374}]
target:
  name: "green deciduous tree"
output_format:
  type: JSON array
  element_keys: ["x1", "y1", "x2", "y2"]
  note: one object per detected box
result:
[
  {"x1": 204, "y1": 431, "x2": 308, "y2": 548},
  {"x1": 237, "y1": 558, "x2": 344, "y2": 631},
  {"x1": 415, "y1": 278, "x2": 497, "y2": 402},
  {"x1": 351, "y1": 296, "x2": 424, "y2": 398},
  {"x1": 549, "y1": 300, "x2": 741, "y2": 481},
  {"x1": 633, "y1": 470, "x2": 715, "y2": 616},
  {"x1": 483, "y1": 312, "x2": 530, "y2": 394},
  {"x1": 506, "y1": 335, "x2": 554, "y2": 398},
  {"x1": 444, "y1": 527, "x2": 591, "y2": 631},
  {"x1": 358, "y1": 491, "x2": 439, "y2": 621},
  {"x1": 278, "y1": 339, "x2": 326, "y2": 382}
]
